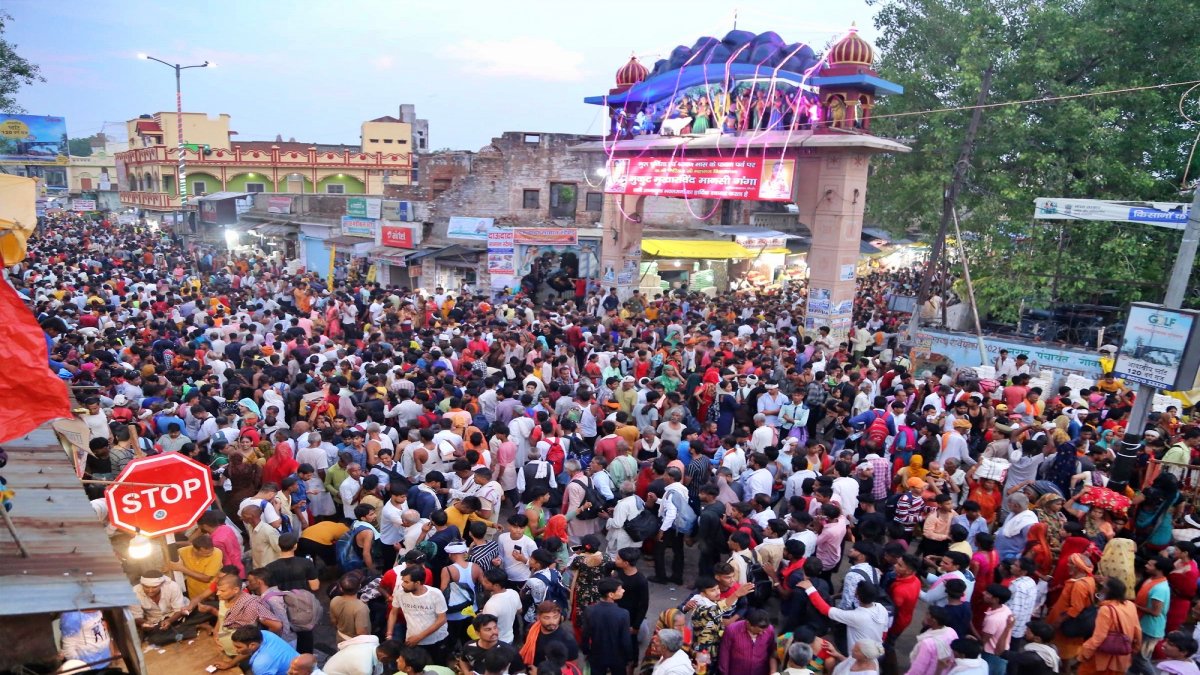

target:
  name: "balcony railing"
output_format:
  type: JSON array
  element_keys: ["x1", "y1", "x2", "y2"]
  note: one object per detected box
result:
[
  {"x1": 115, "y1": 144, "x2": 413, "y2": 170},
  {"x1": 119, "y1": 191, "x2": 180, "y2": 209}
]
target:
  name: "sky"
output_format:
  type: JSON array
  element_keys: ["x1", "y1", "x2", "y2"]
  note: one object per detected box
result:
[{"x1": 4, "y1": 0, "x2": 878, "y2": 152}]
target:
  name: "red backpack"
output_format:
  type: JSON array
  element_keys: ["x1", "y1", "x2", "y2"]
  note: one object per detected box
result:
[
  {"x1": 866, "y1": 411, "x2": 890, "y2": 448},
  {"x1": 545, "y1": 437, "x2": 565, "y2": 474}
]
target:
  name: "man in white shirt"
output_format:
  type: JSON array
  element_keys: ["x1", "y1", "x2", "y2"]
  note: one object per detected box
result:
[
  {"x1": 749, "y1": 414, "x2": 778, "y2": 453},
  {"x1": 756, "y1": 382, "x2": 787, "y2": 427},
  {"x1": 378, "y1": 486, "x2": 407, "y2": 569},
  {"x1": 498, "y1": 516, "x2": 537, "y2": 583},
  {"x1": 338, "y1": 464, "x2": 365, "y2": 520},
  {"x1": 830, "y1": 462, "x2": 860, "y2": 520},
  {"x1": 479, "y1": 568, "x2": 524, "y2": 643},
  {"x1": 743, "y1": 453, "x2": 774, "y2": 500}
]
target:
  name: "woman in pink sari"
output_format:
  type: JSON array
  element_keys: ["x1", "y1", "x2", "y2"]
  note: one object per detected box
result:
[
  {"x1": 969, "y1": 531, "x2": 1000, "y2": 632},
  {"x1": 324, "y1": 300, "x2": 343, "y2": 340}
]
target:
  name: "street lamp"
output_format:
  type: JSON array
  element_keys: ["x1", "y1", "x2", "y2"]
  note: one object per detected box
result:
[{"x1": 137, "y1": 53, "x2": 213, "y2": 228}]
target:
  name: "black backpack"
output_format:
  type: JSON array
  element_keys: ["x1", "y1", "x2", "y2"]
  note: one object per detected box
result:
[
  {"x1": 745, "y1": 548, "x2": 773, "y2": 607},
  {"x1": 566, "y1": 477, "x2": 604, "y2": 520}
]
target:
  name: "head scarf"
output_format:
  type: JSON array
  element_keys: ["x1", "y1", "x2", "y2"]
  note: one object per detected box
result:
[
  {"x1": 1026, "y1": 522, "x2": 1053, "y2": 576},
  {"x1": 238, "y1": 398, "x2": 261, "y2": 417},
  {"x1": 1069, "y1": 553, "x2": 1094, "y2": 574},
  {"x1": 263, "y1": 441, "x2": 299, "y2": 487},
  {"x1": 906, "y1": 477, "x2": 926, "y2": 490},
  {"x1": 856, "y1": 640, "x2": 885, "y2": 660},
  {"x1": 543, "y1": 514, "x2": 568, "y2": 542},
  {"x1": 1033, "y1": 493, "x2": 1067, "y2": 553},
  {"x1": 907, "y1": 455, "x2": 928, "y2": 480},
  {"x1": 1099, "y1": 537, "x2": 1137, "y2": 592}
]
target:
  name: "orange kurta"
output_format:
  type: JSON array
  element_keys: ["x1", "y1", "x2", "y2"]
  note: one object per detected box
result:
[
  {"x1": 1078, "y1": 600, "x2": 1141, "y2": 675},
  {"x1": 1050, "y1": 574, "x2": 1096, "y2": 660}
]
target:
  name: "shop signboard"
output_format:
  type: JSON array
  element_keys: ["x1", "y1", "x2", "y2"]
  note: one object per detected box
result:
[
  {"x1": 512, "y1": 227, "x2": 578, "y2": 246},
  {"x1": 70, "y1": 199, "x2": 96, "y2": 211},
  {"x1": 267, "y1": 196, "x2": 293, "y2": 214},
  {"x1": 341, "y1": 215, "x2": 377, "y2": 238},
  {"x1": 605, "y1": 156, "x2": 795, "y2": 202},
  {"x1": 735, "y1": 234, "x2": 787, "y2": 249},
  {"x1": 447, "y1": 216, "x2": 493, "y2": 241},
  {"x1": 0, "y1": 114, "x2": 68, "y2": 165},
  {"x1": 912, "y1": 329, "x2": 1104, "y2": 380},
  {"x1": 1034, "y1": 197, "x2": 1190, "y2": 230},
  {"x1": 1113, "y1": 303, "x2": 1200, "y2": 390},
  {"x1": 346, "y1": 196, "x2": 381, "y2": 219},
  {"x1": 381, "y1": 223, "x2": 415, "y2": 249},
  {"x1": 487, "y1": 230, "x2": 515, "y2": 275}
]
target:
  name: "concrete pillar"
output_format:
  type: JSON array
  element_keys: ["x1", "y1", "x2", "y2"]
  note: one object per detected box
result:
[
  {"x1": 598, "y1": 192, "x2": 645, "y2": 299},
  {"x1": 795, "y1": 150, "x2": 871, "y2": 344}
]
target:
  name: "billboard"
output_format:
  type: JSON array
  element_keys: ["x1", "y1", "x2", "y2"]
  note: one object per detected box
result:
[
  {"x1": 266, "y1": 196, "x2": 293, "y2": 214},
  {"x1": 604, "y1": 157, "x2": 795, "y2": 202},
  {"x1": 0, "y1": 115, "x2": 68, "y2": 165},
  {"x1": 71, "y1": 199, "x2": 96, "y2": 211},
  {"x1": 347, "y1": 196, "x2": 381, "y2": 219},
  {"x1": 447, "y1": 216, "x2": 494, "y2": 241},
  {"x1": 1113, "y1": 303, "x2": 1200, "y2": 390},
  {"x1": 1034, "y1": 198, "x2": 1190, "y2": 230},
  {"x1": 512, "y1": 227, "x2": 578, "y2": 246}
]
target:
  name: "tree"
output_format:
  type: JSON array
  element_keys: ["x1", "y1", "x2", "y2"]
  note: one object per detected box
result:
[
  {"x1": 0, "y1": 12, "x2": 41, "y2": 113},
  {"x1": 866, "y1": 0, "x2": 1200, "y2": 323},
  {"x1": 68, "y1": 137, "x2": 93, "y2": 157}
]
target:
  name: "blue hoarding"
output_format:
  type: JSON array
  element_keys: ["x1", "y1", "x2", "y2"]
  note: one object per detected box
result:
[{"x1": 0, "y1": 114, "x2": 68, "y2": 164}]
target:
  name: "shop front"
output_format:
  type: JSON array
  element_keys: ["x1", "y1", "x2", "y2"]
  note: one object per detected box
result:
[
  {"x1": 365, "y1": 221, "x2": 420, "y2": 288},
  {"x1": 638, "y1": 238, "x2": 759, "y2": 294}
]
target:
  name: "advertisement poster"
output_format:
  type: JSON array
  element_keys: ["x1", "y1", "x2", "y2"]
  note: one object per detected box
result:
[
  {"x1": 0, "y1": 114, "x2": 68, "y2": 164},
  {"x1": 447, "y1": 216, "x2": 494, "y2": 241},
  {"x1": 267, "y1": 196, "x2": 293, "y2": 214},
  {"x1": 512, "y1": 227, "x2": 578, "y2": 246},
  {"x1": 839, "y1": 264, "x2": 856, "y2": 281},
  {"x1": 381, "y1": 223, "x2": 415, "y2": 249},
  {"x1": 346, "y1": 197, "x2": 381, "y2": 219},
  {"x1": 341, "y1": 215, "x2": 377, "y2": 238},
  {"x1": 1113, "y1": 304, "x2": 1200, "y2": 390},
  {"x1": 487, "y1": 230, "x2": 515, "y2": 276},
  {"x1": 70, "y1": 199, "x2": 96, "y2": 211},
  {"x1": 605, "y1": 157, "x2": 795, "y2": 202},
  {"x1": 914, "y1": 329, "x2": 1104, "y2": 380}
]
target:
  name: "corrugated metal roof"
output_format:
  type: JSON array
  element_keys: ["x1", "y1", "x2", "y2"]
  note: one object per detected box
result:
[{"x1": 0, "y1": 424, "x2": 136, "y2": 616}]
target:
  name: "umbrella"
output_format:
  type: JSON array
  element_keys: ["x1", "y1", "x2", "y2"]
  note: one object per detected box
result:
[{"x1": 1076, "y1": 486, "x2": 1132, "y2": 514}]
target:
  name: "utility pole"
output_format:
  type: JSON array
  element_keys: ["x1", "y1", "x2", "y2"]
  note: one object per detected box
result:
[
  {"x1": 1108, "y1": 186, "x2": 1200, "y2": 492},
  {"x1": 908, "y1": 65, "x2": 994, "y2": 340}
]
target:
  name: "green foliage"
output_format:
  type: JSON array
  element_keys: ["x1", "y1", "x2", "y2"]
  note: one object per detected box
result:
[
  {"x1": 68, "y1": 137, "x2": 93, "y2": 157},
  {"x1": 0, "y1": 12, "x2": 41, "y2": 113},
  {"x1": 866, "y1": 0, "x2": 1200, "y2": 322}
]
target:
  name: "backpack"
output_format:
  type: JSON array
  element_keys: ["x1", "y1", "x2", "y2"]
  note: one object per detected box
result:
[
  {"x1": 745, "y1": 548, "x2": 773, "y2": 607},
  {"x1": 545, "y1": 438, "x2": 566, "y2": 475},
  {"x1": 667, "y1": 488, "x2": 697, "y2": 536},
  {"x1": 335, "y1": 524, "x2": 380, "y2": 572},
  {"x1": 883, "y1": 492, "x2": 903, "y2": 523},
  {"x1": 623, "y1": 498, "x2": 660, "y2": 542},
  {"x1": 866, "y1": 412, "x2": 890, "y2": 448},
  {"x1": 524, "y1": 567, "x2": 570, "y2": 613},
  {"x1": 850, "y1": 567, "x2": 895, "y2": 626},
  {"x1": 739, "y1": 520, "x2": 765, "y2": 547},
  {"x1": 444, "y1": 580, "x2": 476, "y2": 614},
  {"x1": 893, "y1": 425, "x2": 916, "y2": 451},
  {"x1": 264, "y1": 589, "x2": 323, "y2": 632},
  {"x1": 566, "y1": 478, "x2": 603, "y2": 520}
]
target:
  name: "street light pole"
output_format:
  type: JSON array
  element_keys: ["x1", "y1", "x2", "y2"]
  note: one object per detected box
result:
[
  {"x1": 1109, "y1": 185, "x2": 1200, "y2": 492},
  {"x1": 137, "y1": 54, "x2": 212, "y2": 228}
]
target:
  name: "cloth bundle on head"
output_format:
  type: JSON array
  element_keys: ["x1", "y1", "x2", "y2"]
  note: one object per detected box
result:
[
  {"x1": 952, "y1": 418, "x2": 971, "y2": 430},
  {"x1": 1069, "y1": 552, "x2": 1093, "y2": 573}
]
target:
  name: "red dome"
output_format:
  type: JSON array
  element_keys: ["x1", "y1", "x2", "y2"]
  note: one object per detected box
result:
[
  {"x1": 827, "y1": 25, "x2": 875, "y2": 67},
  {"x1": 616, "y1": 55, "x2": 648, "y2": 87}
]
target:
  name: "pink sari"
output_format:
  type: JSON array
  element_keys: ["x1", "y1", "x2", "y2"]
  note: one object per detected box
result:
[{"x1": 970, "y1": 549, "x2": 1000, "y2": 631}]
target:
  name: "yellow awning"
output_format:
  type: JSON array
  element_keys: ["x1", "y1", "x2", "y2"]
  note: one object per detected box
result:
[
  {"x1": 763, "y1": 247, "x2": 791, "y2": 254},
  {"x1": 0, "y1": 174, "x2": 37, "y2": 264},
  {"x1": 641, "y1": 239, "x2": 756, "y2": 259}
]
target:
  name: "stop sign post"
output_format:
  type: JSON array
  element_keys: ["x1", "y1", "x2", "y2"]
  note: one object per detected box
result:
[{"x1": 104, "y1": 453, "x2": 215, "y2": 537}]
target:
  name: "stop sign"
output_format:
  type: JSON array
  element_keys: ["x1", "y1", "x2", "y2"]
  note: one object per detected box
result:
[{"x1": 104, "y1": 453, "x2": 215, "y2": 537}]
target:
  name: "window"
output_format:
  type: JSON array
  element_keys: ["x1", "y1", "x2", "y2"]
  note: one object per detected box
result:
[
  {"x1": 369, "y1": 138, "x2": 379, "y2": 143},
  {"x1": 397, "y1": 139, "x2": 408, "y2": 144},
  {"x1": 522, "y1": 189, "x2": 540, "y2": 209},
  {"x1": 549, "y1": 182, "x2": 577, "y2": 218},
  {"x1": 245, "y1": 182, "x2": 266, "y2": 193},
  {"x1": 524, "y1": 134, "x2": 541, "y2": 144},
  {"x1": 585, "y1": 192, "x2": 604, "y2": 212},
  {"x1": 192, "y1": 181, "x2": 206, "y2": 196},
  {"x1": 326, "y1": 184, "x2": 345, "y2": 194},
  {"x1": 383, "y1": 139, "x2": 393, "y2": 143},
  {"x1": 162, "y1": 176, "x2": 175, "y2": 195}
]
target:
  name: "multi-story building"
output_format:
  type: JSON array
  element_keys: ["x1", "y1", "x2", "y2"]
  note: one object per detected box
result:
[
  {"x1": 114, "y1": 108, "x2": 420, "y2": 228},
  {"x1": 68, "y1": 133, "x2": 127, "y2": 211}
]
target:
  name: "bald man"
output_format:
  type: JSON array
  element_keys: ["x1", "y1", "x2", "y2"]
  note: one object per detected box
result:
[{"x1": 287, "y1": 653, "x2": 320, "y2": 675}]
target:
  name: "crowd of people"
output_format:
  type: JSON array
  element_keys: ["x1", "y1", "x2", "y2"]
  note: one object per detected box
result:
[{"x1": 23, "y1": 213, "x2": 1200, "y2": 675}]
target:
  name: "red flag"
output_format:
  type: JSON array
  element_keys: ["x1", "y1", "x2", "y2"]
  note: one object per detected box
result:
[{"x1": 0, "y1": 271, "x2": 72, "y2": 444}]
